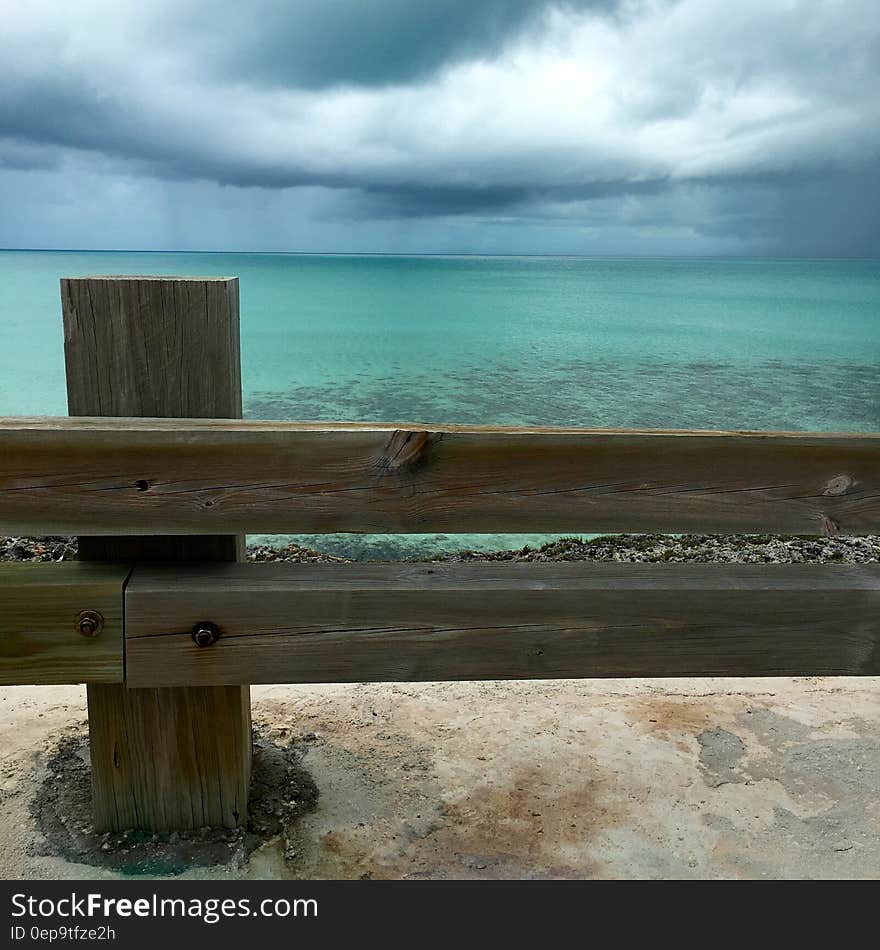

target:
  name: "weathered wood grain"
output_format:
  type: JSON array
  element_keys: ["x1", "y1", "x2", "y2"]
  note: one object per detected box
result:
[
  {"x1": 0, "y1": 562, "x2": 127, "y2": 685},
  {"x1": 1, "y1": 418, "x2": 878, "y2": 536},
  {"x1": 62, "y1": 275, "x2": 241, "y2": 420},
  {"x1": 124, "y1": 562, "x2": 880, "y2": 686},
  {"x1": 63, "y1": 275, "x2": 250, "y2": 833},
  {"x1": 86, "y1": 684, "x2": 252, "y2": 832}
]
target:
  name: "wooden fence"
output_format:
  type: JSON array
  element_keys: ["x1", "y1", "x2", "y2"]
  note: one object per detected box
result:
[{"x1": 1, "y1": 276, "x2": 878, "y2": 833}]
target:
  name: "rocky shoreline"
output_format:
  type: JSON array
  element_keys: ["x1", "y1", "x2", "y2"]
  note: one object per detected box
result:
[{"x1": 3, "y1": 534, "x2": 878, "y2": 564}]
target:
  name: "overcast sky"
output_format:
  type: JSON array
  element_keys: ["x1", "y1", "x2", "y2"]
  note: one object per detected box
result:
[{"x1": 1, "y1": 0, "x2": 878, "y2": 255}]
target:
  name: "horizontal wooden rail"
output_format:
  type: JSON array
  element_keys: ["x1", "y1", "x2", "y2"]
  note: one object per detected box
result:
[
  {"x1": 2, "y1": 417, "x2": 879, "y2": 536},
  {"x1": 0, "y1": 563, "x2": 127, "y2": 685},
  {"x1": 124, "y1": 562, "x2": 880, "y2": 686},
  {"x1": 2, "y1": 562, "x2": 878, "y2": 686}
]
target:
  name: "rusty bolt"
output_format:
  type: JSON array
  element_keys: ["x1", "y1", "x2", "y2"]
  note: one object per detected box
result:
[
  {"x1": 192, "y1": 621, "x2": 220, "y2": 648},
  {"x1": 78, "y1": 610, "x2": 104, "y2": 638}
]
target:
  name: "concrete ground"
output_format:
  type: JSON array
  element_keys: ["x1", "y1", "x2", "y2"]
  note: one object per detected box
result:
[{"x1": 1, "y1": 677, "x2": 878, "y2": 880}]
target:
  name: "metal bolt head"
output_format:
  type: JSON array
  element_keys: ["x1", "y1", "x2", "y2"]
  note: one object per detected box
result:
[
  {"x1": 192, "y1": 621, "x2": 220, "y2": 647},
  {"x1": 78, "y1": 610, "x2": 104, "y2": 638}
]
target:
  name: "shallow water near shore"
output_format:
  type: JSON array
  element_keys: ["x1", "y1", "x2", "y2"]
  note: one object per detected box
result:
[{"x1": 2, "y1": 251, "x2": 877, "y2": 557}]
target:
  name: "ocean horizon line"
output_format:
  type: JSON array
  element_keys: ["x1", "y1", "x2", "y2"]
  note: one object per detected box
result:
[{"x1": 1, "y1": 248, "x2": 878, "y2": 263}]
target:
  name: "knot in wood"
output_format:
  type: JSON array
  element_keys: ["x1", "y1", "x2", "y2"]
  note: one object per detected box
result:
[
  {"x1": 821, "y1": 515, "x2": 840, "y2": 537},
  {"x1": 822, "y1": 474, "x2": 854, "y2": 496},
  {"x1": 381, "y1": 430, "x2": 431, "y2": 472}
]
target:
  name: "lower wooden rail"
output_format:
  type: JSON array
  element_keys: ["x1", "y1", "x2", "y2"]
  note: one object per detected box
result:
[
  {"x1": 0, "y1": 563, "x2": 127, "y2": 685},
  {"x1": 123, "y1": 562, "x2": 880, "y2": 683},
  {"x1": 4, "y1": 562, "x2": 879, "y2": 687}
]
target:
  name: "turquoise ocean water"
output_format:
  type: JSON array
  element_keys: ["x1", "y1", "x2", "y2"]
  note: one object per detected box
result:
[{"x1": 1, "y1": 251, "x2": 878, "y2": 557}]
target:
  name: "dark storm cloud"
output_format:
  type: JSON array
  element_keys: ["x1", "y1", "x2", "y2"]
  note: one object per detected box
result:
[
  {"x1": 0, "y1": 0, "x2": 627, "y2": 180},
  {"x1": 192, "y1": 0, "x2": 623, "y2": 89},
  {"x1": 358, "y1": 178, "x2": 669, "y2": 218},
  {"x1": 1, "y1": 0, "x2": 879, "y2": 254},
  {"x1": 0, "y1": 138, "x2": 61, "y2": 173},
  {"x1": 696, "y1": 164, "x2": 880, "y2": 258}
]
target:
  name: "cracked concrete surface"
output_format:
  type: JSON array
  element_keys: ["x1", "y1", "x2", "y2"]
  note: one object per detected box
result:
[{"x1": 1, "y1": 678, "x2": 878, "y2": 879}]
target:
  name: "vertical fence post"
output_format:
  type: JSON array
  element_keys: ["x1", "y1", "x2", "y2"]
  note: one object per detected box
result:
[{"x1": 61, "y1": 275, "x2": 252, "y2": 832}]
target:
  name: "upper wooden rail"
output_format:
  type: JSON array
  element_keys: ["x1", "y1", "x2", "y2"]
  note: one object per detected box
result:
[{"x1": 1, "y1": 417, "x2": 878, "y2": 536}]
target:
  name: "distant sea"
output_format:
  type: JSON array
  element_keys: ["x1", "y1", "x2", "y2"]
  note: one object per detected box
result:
[{"x1": 1, "y1": 251, "x2": 878, "y2": 558}]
